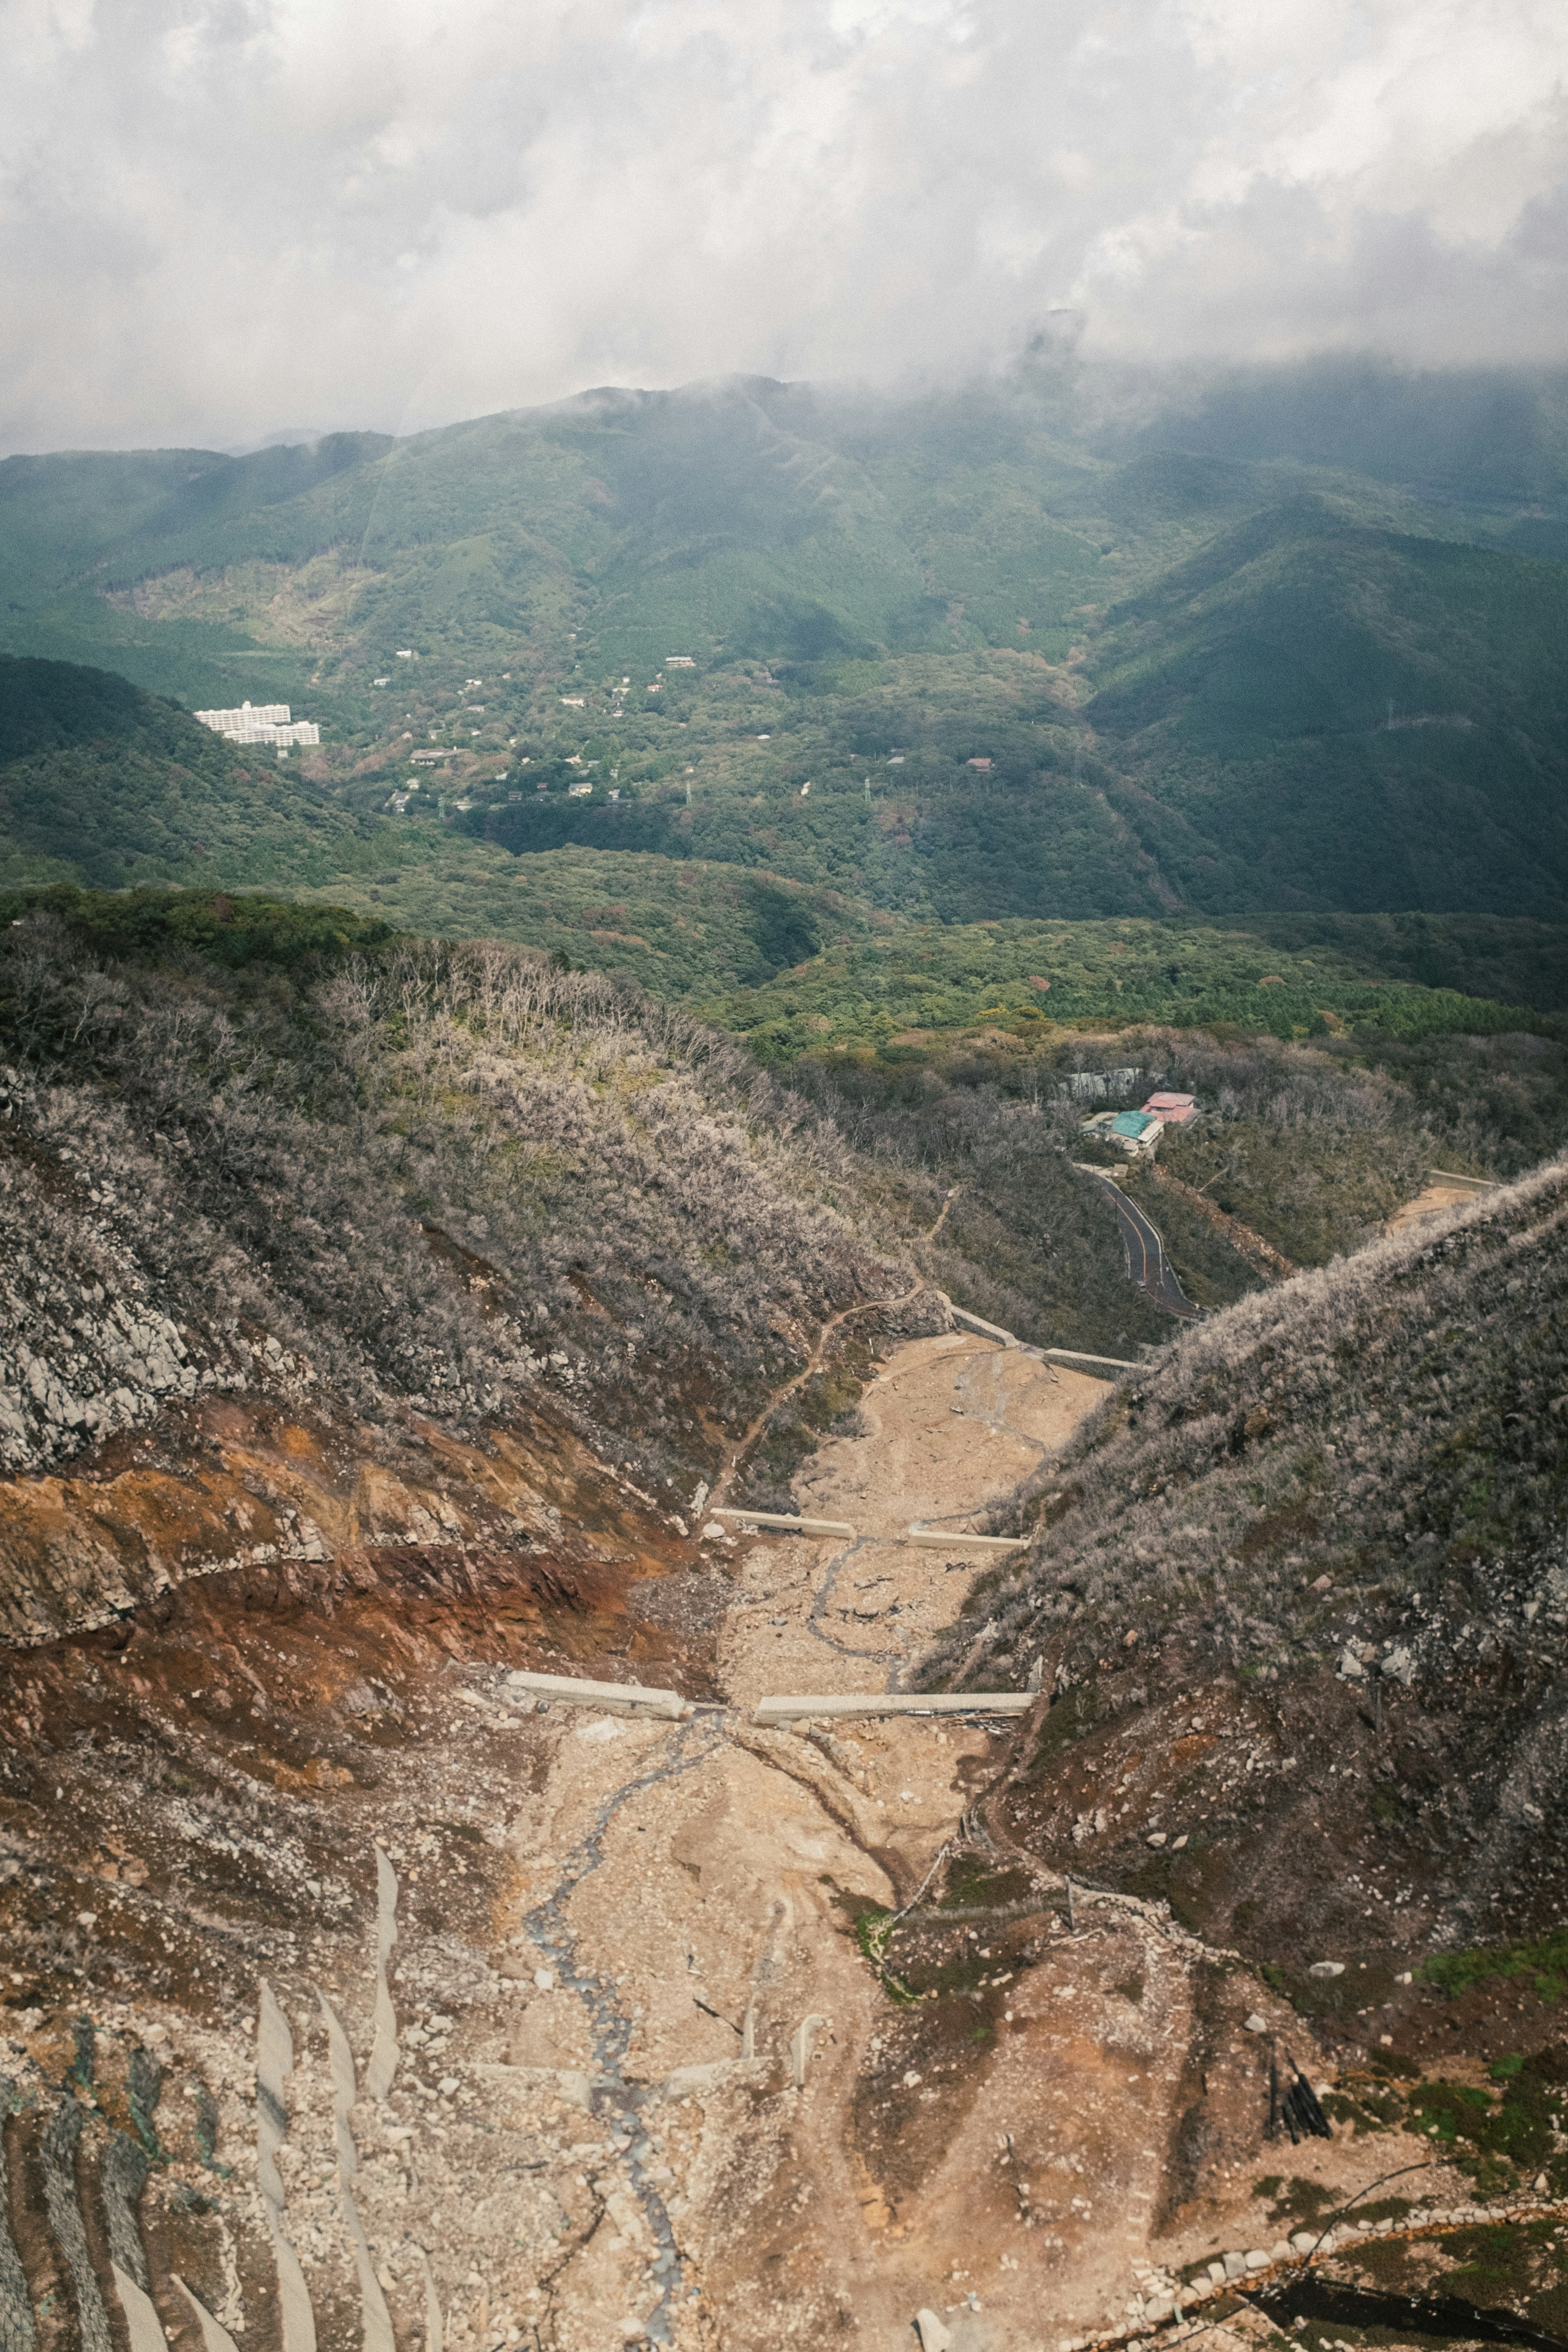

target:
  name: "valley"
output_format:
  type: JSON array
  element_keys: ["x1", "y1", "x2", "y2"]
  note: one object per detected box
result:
[
  {"x1": 1, "y1": 362, "x2": 1568, "y2": 2352},
  {"x1": 8, "y1": 369, "x2": 1568, "y2": 964},
  {"x1": 1, "y1": 899, "x2": 1566, "y2": 2352},
  {"x1": 4, "y1": 1284, "x2": 1564, "y2": 2352}
]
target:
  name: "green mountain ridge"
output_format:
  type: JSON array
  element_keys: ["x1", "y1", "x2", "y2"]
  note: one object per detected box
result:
[
  {"x1": 4, "y1": 363, "x2": 1568, "y2": 980},
  {"x1": 1085, "y1": 501, "x2": 1568, "y2": 913}
]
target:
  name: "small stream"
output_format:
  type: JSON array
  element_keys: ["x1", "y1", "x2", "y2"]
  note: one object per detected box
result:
[
  {"x1": 512, "y1": 1332, "x2": 1068, "y2": 2341},
  {"x1": 521, "y1": 1717, "x2": 725, "y2": 2345}
]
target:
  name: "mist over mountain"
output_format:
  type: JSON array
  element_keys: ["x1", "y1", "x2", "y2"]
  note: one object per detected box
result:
[
  {"x1": 5, "y1": 363, "x2": 1568, "y2": 947},
  {"x1": 6, "y1": 0, "x2": 1567, "y2": 454}
]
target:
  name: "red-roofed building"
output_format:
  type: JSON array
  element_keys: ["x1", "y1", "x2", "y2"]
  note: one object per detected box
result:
[{"x1": 1143, "y1": 1091, "x2": 1199, "y2": 1125}]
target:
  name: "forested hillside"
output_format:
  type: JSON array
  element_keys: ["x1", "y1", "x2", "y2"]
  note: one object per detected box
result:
[
  {"x1": 13, "y1": 653, "x2": 1568, "y2": 1070},
  {"x1": 4, "y1": 364, "x2": 1568, "y2": 929},
  {"x1": 1086, "y1": 502, "x2": 1568, "y2": 913},
  {"x1": 0, "y1": 655, "x2": 382, "y2": 892}
]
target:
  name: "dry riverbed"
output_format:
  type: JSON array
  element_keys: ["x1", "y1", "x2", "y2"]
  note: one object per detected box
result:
[{"x1": 0, "y1": 1339, "x2": 1544, "y2": 2352}]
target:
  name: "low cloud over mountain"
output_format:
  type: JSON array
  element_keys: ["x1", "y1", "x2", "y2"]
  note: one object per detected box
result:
[{"x1": 4, "y1": 0, "x2": 1568, "y2": 453}]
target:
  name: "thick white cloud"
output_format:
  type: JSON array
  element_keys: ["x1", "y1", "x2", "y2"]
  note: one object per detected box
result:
[{"x1": 2, "y1": 0, "x2": 1566, "y2": 451}]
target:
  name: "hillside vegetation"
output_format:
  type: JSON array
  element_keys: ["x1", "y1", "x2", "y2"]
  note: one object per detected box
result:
[
  {"x1": 1087, "y1": 503, "x2": 1568, "y2": 914},
  {"x1": 10, "y1": 886, "x2": 1568, "y2": 1381},
  {"x1": 9, "y1": 647, "x2": 1568, "y2": 1055},
  {"x1": 4, "y1": 366, "x2": 1568, "y2": 929},
  {"x1": 693, "y1": 908, "x2": 1564, "y2": 1065},
  {"x1": 0, "y1": 655, "x2": 385, "y2": 893},
  {"x1": 922, "y1": 1158, "x2": 1568, "y2": 1951},
  {"x1": 0, "y1": 894, "x2": 908, "y2": 1544}
]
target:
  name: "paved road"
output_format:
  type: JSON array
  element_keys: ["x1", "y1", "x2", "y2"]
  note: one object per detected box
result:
[{"x1": 1075, "y1": 1163, "x2": 1202, "y2": 1320}]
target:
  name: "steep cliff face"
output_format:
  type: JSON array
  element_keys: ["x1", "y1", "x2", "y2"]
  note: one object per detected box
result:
[
  {"x1": 0, "y1": 1062, "x2": 244, "y2": 1472},
  {"x1": 927, "y1": 1158, "x2": 1568, "y2": 1969}
]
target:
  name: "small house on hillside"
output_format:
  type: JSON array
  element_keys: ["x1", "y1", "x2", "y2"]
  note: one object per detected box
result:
[{"x1": 1142, "y1": 1091, "x2": 1199, "y2": 1125}]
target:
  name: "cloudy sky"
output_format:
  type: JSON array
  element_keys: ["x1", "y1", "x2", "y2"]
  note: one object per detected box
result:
[{"x1": 4, "y1": 0, "x2": 1567, "y2": 453}]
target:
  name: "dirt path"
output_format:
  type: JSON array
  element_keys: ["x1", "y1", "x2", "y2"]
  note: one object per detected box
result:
[
  {"x1": 709, "y1": 1275, "x2": 933, "y2": 1511},
  {"x1": 1385, "y1": 1174, "x2": 1495, "y2": 1238},
  {"x1": 710, "y1": 1187, "x2": 960, "y2": 1510}
]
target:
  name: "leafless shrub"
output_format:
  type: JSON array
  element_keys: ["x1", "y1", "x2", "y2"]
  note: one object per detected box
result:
[
  {"x1": 0, "y1": 924, "x2": 904, "y2": 1492},
  {"x1": 923, "y1": 1154, "x2": 1568, "y2": 1691}
]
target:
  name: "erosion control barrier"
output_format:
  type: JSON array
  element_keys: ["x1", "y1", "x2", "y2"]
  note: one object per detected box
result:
[
  {"x1": 949, "y1": 1305, "x2": 1019, "y2": 1347},
  {"x1": 1427, "y1": 1168, "x2": 1498, "y2": 1194},
  {"x1": 1040, "y1": 1346, "x2": 1143, "y2": 1374},
  {"x1": 943, "y1": 1296, "x2": 1139, "y2": 1375},
  {"x1": 753, "y1": 1692, "x2": 1034, "y2": 1727},
  {"x1": 710, "y1": 1508, "x2": 857, "y2": 1538},
  {"x1": 906, "y1": 1527, "x2": 1028, "y2": 1553},
  {"x1": 505, "y1": 1671, "x2": 693, "y2": 1720}
]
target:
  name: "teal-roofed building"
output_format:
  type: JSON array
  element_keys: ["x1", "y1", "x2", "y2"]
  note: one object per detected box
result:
[{"x1": 1081, "y1": 1107, "x2": 1163, "y2": 1159}]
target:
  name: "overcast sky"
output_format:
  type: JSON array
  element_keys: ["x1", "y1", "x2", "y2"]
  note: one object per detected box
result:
[{"x1": 4, "y1": 0, "x2": 1567, "y2": 454}]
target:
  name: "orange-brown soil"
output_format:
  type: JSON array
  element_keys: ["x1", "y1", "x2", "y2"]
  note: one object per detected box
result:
[{"x1": 0, "y1": 1345, "x2": 1559, "y2": 2352}]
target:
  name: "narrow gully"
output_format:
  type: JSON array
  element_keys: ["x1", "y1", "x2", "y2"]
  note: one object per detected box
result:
[{"x1": 520, "y1": 1719, "x2": 726, "y2": 2346}]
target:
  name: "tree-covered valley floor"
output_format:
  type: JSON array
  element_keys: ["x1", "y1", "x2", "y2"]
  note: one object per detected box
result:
[{"x1": 1, "y1": 907, "x2": 1567, "y2": 2350}]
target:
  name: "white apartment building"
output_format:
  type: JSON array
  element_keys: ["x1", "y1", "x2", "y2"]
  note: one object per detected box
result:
[{"x1": 193, "y1": 699, "x2": 321, "y2": 748}]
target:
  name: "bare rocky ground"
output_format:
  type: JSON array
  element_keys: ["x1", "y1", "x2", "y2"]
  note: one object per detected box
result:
[
  {"x1": 1383, "y1": 1177, "x2": 1492, "y2": 1238},
  {"x1": 0, "y1": 1338, "x2": 1563, "y2": 2352}
]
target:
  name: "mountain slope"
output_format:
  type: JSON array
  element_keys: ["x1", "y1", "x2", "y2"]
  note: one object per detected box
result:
[
  {"x1": 0, "y1": 891, "x2": 1566, "y2": 2345},
  {"x1": 0, "y1": 654, "x2": 385, "y2": 891},
  {"x1": 1087, "y1": 501, "x2": 1568, "y2": 914},
  {"x1": 0, "y1": 897, "x2": 929, "y2": 1601},
  {"x1": 923, "y1": 1159, "x2": 1568, "y2": 1989},
  {"x1": 4, "y1": 369, "x2": 1568, "y2": 925}
]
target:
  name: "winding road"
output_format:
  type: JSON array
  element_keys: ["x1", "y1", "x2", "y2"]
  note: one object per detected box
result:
[{"x1": 1075, "y1": 1162, "x2": 1202, "y2": 1320}]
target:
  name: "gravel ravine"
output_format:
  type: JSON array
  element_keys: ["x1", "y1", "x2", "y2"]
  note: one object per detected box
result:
[{"x1": 0, "y1": 1332, "x2": 1546, "y2": 2352}]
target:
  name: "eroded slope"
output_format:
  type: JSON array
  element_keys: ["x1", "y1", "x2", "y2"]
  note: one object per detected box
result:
[{"x1": 923, "y1": 1159, "x2": 1568, "y2": 1978}]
